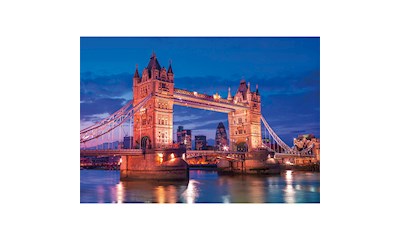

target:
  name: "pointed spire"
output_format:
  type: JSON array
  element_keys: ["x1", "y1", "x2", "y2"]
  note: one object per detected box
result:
[
  {"x1": 168, "y1": 59, "x2": 173, "y2": 74},
  {"x1": 147, "y1": 52, "x2": 161, "y2": 71},
  {"x1": 256, "y1": 84, "x2": 260, "y2": 95},
  {"x1": 247, "y1": 82, "x2": 251, "y2": 94},
  {"x1": 134, "y1": 64, "x2": 140, "y2": 78},
  {"x1": 227, "y1": 87, "x2": 232, "y2": 101}
]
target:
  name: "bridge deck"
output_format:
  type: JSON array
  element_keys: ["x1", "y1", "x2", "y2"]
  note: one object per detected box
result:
[
  {"x1": 173, "y1": 88, "x2": 248, "y2": 113},
  {"x1": 80, "y1": 149, "x2": 143, "y2": 156}
]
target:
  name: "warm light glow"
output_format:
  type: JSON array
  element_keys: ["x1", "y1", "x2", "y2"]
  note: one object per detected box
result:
[
  {"x1": 182, "y1": 153, "x2": 186, "y2": 160},
  {"x1": 170, "y1": 153, "x2": 175, "y2": 162},
  {"x1": 158, "y1": 153, "x2": 163, "y2": 163},
  {"x1": 116, "y1": 182, "x2": 123, "y2": 204},
  {"x1": 156, "y1": 186, "x2": 165, "y2": 203},
  {"x1": 284, "y1": 170, "x2": 295, "y2": 203},
  {"x1": 119, "y1": 157, "x2": 122, "y2": 165},
  {"x1": 286, "y1": 170, "x2": 293, "y2": 179},
  {"x1": 222, "y1": 145, "x2": 229, "y2": 151},
  {"x1": 193, "y1": 91, "x2": 198, "y2": 96}
]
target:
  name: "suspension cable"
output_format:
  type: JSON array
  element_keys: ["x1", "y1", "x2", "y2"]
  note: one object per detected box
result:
[
  {"x1": 261, "y1": 115, "x2": 294, "y2": 153},
  {"x1": 80, "y1": 94, "x2": 152, "y2": 143}
]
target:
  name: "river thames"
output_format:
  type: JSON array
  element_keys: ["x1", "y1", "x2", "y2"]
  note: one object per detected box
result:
[{"x1": 80, "y1": 169, "x2": 319, "y2": 203}]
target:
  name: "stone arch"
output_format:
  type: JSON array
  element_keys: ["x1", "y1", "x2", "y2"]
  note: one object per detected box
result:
[
  {"x1": 141, "y1": 136, "x2": 152, "y2": 149},
  {"x1": 236, "y1": 142, "x2": 248, "y2": 152}
]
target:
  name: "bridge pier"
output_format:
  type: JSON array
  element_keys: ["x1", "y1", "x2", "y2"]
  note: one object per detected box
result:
[
  {"x1": 120, "y1": 148, "x2": 188, "y2": 180},
  {"x1": 217, "y1": 151, "x2": 281, "y2": 175}
]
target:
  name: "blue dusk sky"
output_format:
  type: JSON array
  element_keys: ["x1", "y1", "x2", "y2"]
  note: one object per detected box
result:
[{"x1": 80, "y1": 37, "x2": 320, "y2": 145}]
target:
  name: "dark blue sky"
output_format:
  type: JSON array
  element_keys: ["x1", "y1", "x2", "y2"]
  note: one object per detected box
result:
[{"x1": 80, "y1": 37, "x2": 320, "y2": 145}]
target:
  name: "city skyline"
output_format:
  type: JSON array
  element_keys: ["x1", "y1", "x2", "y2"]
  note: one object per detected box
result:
[{"x1": 80, "y1": 37, "x2": 320, "y2": 145}]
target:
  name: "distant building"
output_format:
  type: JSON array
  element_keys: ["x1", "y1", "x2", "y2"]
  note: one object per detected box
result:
[
  {"x1": 195, "y1": 135, "x2": 207, "y2": 150},
  {"x1": 177, "y1": 126, "x2": 192, "y2": 150},
  {"x1": 123, "y1": 136, "x2": 134, "y2": 149},
  {"x1": 204, "y1": 145, "x2": 215, "y2": 150},
  {"x1": 215, "y1": 122, "x2": 228, "y2": 150}
]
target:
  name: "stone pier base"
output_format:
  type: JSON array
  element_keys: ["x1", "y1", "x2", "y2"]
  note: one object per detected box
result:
[
  {"x1": 217, "y1": 151, "x2": 281, "y2": 175},
  {"x1": 120, "y1": 148, "x2": 188, "y2": 181}
]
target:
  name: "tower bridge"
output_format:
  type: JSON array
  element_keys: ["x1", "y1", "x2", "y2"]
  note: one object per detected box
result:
[{"x1": 80, "y1": 53, "x2": 318, "y2": 179}]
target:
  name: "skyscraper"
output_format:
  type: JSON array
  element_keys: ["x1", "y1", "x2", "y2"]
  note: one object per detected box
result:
[
  {"x1": 195, "y1": 135, "x2": 207, "y2": 150},
  {"x1": 177, "y1": 126, "x2": 192, "y2": 150},
  {"x1": 215, "y1": 122, "x2": 228, "y2": 150}
]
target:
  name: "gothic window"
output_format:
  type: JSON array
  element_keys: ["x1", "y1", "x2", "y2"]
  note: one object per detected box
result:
[
  {"x1": 238, "y1": 118, "x2": 242, "y2": 124},
  {"x1": 161, "y1": 120, "x2": 164, "y2": 125},
  {"x1": 239, "y1": 130, "x2": 243, "y2": 134},
  {"x1": 244, "y1": 130, "x2": 246, "y2": 134}
]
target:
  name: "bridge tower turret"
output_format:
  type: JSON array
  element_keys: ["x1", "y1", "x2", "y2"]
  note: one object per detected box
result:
[
  {"x1": 133, "y1": 53, "x2": 174, "y2": 150},
  {"x1": 228, "y1": 79, "x2": 262, "y2": 152}
]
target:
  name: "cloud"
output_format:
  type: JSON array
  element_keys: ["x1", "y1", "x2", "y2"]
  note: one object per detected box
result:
[
  {"x1": 80, "y1": 72, "x2": 132, "y2": 102},
  {"x1": 80, "y1": 97, "x2": 126, "y2": 121}
]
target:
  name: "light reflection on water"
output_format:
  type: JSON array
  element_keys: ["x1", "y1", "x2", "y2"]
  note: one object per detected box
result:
[
  {"x1": 80, "y1": 170, "x2": 319, "y2": 203},
  {"x1": 284, "y1": 170, "x2": 295, "y2": 203},
  {"x1": 181, "y1": 180, "x2": 199, "y2": 204}
]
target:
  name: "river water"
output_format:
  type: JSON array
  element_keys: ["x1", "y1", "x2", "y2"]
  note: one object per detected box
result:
[{"x1": 80, "y1": 169, "x2": 320, "y2": 203}]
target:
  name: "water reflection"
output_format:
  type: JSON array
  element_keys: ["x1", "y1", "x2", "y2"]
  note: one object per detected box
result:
[
  {"x1": 116, "y1": 182, "x2": 123, "y2": 204},
  {"x1": 181, "y1": 180, "x2": 199, "y2": 203},
  {"x1": 118, "y1": 179, "x2": 189, "y2": 203},
  {"x1": 96, "y1": 185, "x2": 105, "y2": 203},
  {"x1": 284, "y1": 170, "x2": 295, "y2": 203},
  {"x1": 80, "y1": 170, "x2": 320, "y2": 203}
]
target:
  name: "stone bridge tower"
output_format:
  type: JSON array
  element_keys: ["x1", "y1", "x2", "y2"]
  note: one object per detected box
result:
[
  {"x1": 228, "y1": 79, "x2": 262, "y2": 151},
  {"x1": 133, "y1": 53, "x2": 174, "y2": 149}
]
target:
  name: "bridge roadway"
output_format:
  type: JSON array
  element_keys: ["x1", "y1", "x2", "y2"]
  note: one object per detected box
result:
[
  {"x1": 80, "y1": 149, "x2": 314, "y2": 159},
  {"x1": 80, "y1": 149, "x2": 143, "y2": 157},
  {"x1": 80, "y1": 149, "x2": 247, "y2": 158}
]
